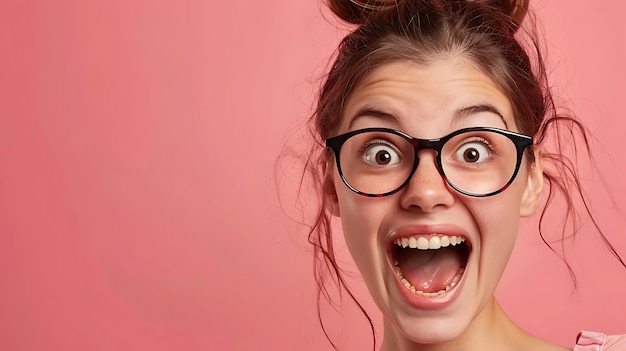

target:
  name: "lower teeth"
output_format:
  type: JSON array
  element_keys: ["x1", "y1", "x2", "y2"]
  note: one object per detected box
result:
[{"x1": 394, "y1": 266, "x2": 464, "y2": 297}]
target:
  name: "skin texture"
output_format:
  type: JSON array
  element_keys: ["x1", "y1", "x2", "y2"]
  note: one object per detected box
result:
[{"x1": 324, "y1": 58, "x2": 567, "y2": 351}]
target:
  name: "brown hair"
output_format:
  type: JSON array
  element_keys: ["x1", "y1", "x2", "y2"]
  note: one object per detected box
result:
[{"x1": 301, "y1": 0, "x2": 625, "y2": 349}]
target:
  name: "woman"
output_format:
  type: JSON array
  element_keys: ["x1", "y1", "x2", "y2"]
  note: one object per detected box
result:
[{"x1": 305, "y1": 0, "x2": 626, "y2": 350}]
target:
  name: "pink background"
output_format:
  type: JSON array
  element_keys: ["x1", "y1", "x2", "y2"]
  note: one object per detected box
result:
[{"x1": 1, "y1": 1, "x2": 625, "y2": 350}]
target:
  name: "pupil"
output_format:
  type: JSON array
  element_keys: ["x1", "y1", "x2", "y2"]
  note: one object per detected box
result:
[
  {"x1": 376, "y1": 150, "x2": 391, "y2": 164},
  {"x1": 464, "y1": 148, "x2": 479, "y2": 162}
]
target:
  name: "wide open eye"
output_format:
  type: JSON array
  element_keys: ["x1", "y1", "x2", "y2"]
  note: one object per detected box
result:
[
  {"x1": 363, "y1": 143, "x2": 401, "y2": 167},
  {"x1": 454, "y1": 141, "x2": 491, "y2": 164}
]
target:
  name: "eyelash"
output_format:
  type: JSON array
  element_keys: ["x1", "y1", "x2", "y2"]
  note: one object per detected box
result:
[
  {"x1": 358, "y1": 138, "x2": 397, "y2": 153},
  {"x1": 459, "y1": 136, "x2": 494, "y2": 150}
]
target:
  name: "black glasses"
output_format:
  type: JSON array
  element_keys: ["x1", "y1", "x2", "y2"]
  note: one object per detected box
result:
[{"x1": 325, "y1": 127, "x2": 533, "y2": 197}]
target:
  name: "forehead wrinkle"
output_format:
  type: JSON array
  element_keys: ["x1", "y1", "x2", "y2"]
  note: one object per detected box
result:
[{"x1": 344, "y1": 61, "x2": 513, "y2": 133}]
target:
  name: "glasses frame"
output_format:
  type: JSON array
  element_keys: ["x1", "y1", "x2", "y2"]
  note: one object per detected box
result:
[{"x1": 325, "y1": 127, "x2": 533, "y2": 198}]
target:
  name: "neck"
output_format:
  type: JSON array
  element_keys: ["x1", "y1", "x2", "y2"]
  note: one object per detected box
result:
[{"x1": 379, "y1": 298, "x2": 540, "y2": 351}]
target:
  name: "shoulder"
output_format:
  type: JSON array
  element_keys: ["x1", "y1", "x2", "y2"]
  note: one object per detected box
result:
[{"x1": 574, "y1": 330, "x2": 626, "y2": 351}]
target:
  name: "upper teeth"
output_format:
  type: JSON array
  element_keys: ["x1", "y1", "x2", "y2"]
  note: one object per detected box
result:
[{"x1": 393, "y1": 235, "x2": 466, "y2": 250}]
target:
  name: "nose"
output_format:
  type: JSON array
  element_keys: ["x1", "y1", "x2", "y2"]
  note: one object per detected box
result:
[{"x1": 399, "y1": 150, "x2": 455, "y2": 212}]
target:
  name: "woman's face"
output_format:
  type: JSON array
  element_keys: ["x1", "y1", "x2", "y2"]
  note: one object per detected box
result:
[{"x1": 325, "y1": 59, "x2": 543, "y2": 344}]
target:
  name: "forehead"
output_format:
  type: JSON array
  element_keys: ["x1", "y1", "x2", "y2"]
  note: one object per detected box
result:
[{"x1": 340, "y1": 58, "x2": 516, "y2": 136}]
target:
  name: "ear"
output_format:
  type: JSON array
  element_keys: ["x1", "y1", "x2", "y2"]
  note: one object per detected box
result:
[
  {"x1": 520, "y1": 147, "x2": 544, "y2": 217},
  {"x1": 323, "y1": 159, "x2": 341, "y2": 217}
]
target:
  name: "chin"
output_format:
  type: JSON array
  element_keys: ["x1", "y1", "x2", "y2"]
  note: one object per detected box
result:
[{"x1": 378, "y1": 286, "x2": 475, "y2": 345}]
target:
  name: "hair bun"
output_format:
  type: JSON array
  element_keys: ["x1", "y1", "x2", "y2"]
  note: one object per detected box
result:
[
  {"x1": 327, "y1": 0, "x2": 529, "y2": 28},
  {"x1": 327, "y1": 0, "x2": 397, "y2": 25}
]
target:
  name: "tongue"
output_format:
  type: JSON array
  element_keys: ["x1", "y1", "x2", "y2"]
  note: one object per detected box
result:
[{"x1": 397, "y1": 246, "x2": 463, "y2": 293}]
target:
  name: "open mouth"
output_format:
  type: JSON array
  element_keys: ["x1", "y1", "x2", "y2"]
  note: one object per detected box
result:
[{"x1": 391, "y1": 235, "x2": 471, "y2": 297}]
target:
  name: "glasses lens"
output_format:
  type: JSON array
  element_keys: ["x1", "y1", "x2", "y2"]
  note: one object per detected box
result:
[
  {"x1": 335, "y1": 129, "x2": 523, "y2": 196},
  {"x1": 441, "y1": 130, "x2": 519, "y2": 195},
  {"x1": 338, "y1": 131, "x2": 415, "y2": 195}
]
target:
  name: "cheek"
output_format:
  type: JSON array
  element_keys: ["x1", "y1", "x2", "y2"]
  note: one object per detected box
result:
[
  {"x1": 337, "y1": 191, "x2": 381, "y2": 251},
  {"x1": 469, "y1": 181, "x2": 527, "y2": 277},
  {"x1": 474, "y1": 168, "x2": 529, "y2": 236},
  {"x1": 334, "y1": 182, "x2": 389, "y2": 274},
  {"x1": 473, "y1": 198, "x2": 522, "y2": 238}
]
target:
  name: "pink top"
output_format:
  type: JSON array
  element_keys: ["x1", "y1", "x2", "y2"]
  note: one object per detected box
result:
[{"x1": 574, "y1": 331, "x2": 626, "y2": 351}]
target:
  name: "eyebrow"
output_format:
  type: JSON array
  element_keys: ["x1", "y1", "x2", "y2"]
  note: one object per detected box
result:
[
  {"x1": 455, "y1": 104, "x2": 509, "y2": 129},
  {"x1": 348, "y1": 104, "x2": 509, "y2": 130},
  {"x1": 348, "y1": 107, "x2": 398, "y2": 129}
]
